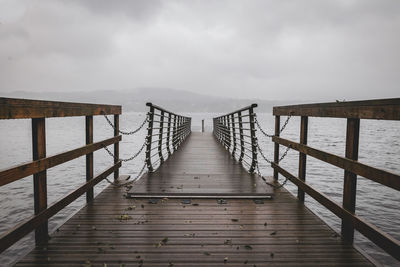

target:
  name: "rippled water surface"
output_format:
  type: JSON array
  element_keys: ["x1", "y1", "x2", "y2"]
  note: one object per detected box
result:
[{"x1": 0, "y1": 112, "x2": 399, "y2": 266}]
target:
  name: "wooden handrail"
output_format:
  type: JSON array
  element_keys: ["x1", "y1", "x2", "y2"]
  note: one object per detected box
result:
[
  {"x1": 271, "y1": 98, "x2": 400, "y2": 260},
  {"x1": 213, "y1": 104, "x2": 258, "y2": 173},
  {"x1": 273, "y1": 98, "x2": 400, "y2": 120},
  {"x1": 0, "y1": 97, "x2": 122, "y2": 253},
  {"x1": 0, "y1": 97, "x2": 121, "y2": 119}
]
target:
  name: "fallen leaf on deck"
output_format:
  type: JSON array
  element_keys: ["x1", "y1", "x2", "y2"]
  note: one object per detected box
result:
[
  {"x1": 270, "y1": 231, "x2": 276, "y2": 235},
  {"x1": 116, "y1": 214, "x2": 132, "y2": 221},
  {"x1": 244, "y1": 245, "x2": 253, "y2": 250},
  {"x1": 203, "y1": 252, "x2": 211, "y2": 256},
  {"x1": 231, "y1": 218, "x2": 239, "y2": 222}
]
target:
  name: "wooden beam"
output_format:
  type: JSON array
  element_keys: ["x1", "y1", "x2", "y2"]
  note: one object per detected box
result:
[
  {"x1": 273, "y1": 98, "x2": 400, "y2": 120},
  {"x1": 273, "y1": 115, "x2": 280, "y2": 180},
  {"x1": 342, "y1": 118, "x2": 360, "y2": 243},
  {"x1": 298, "y1": 116, "x2": 308, "y2": 201},
  {"x1": 0, "y1": 97, "x2": 121, "y2": 119},
  {"x1": 114, "y1": 114, "x2": 120, "y2": 180},
  {"x1": 32, "y1": 118, "x2": 48, "y2": 245},
  {"x1": 0, "y1": 136, "x2": 121, "y2": 187},
  {"x1": 272, "y1": 136, "x2": 400, "y2": 191},
  {"x1": 86, "y1": 115, "x2": 94, "y2": 202}
]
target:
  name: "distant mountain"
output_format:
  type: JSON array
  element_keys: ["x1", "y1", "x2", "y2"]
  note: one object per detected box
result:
[{"x1": 2, "y1": 88, "x2": 297, "y2": 113}]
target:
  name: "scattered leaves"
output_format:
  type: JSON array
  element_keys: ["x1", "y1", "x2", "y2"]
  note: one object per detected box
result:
[
  {"x1": 116, "y1": 214, "x2": 132, "y2": 221},
  {"x1": 231, "y1": 218, "x2": 239, "y2": 222},
  {"x1": 203, "y1": 252, "x2": 211, "y2": 256},
  {"x1": 141, "y1": 204, "x2": 145, "y2": 209},
  {"x1": 270, "y1": 252, "x2": 274, "y2": 257},
  {"x1": 224, "y1": 257, "x2": 228, "y2": 263},
  {"x1": 224, "y1": 239, "x2": 232, "y2": 245},
  {"x1": 270, "y1": 231, "x2": 277, "y2": 235},
  {"x1": 244, "y1": 260, "x2": 248, "y2": 264},
  {"x1": 168, "y1": 262, "x2": 174, "y2": 267},
  {"x1": 126, "y1": 205, "x2": 136, "y2": 211},
  {"x1": 264, "y1": 222, "x2": 267, "y2": 226},
  {"x1": 192, "y1": 203, "x2": 199, "y2": 206},
  {"x1": 92, "y1": 226, "x2": 97, "y2": 231},
  {"x1": 244, "y1": 245, "x2": 253, "y2": 250},
  {"x1": 82, "y1": 260, "x2": 92, "y2": 267}
]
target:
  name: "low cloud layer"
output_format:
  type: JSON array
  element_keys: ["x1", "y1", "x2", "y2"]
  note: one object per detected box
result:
[{"x1": 1, "y1": 0, "x2": 399, "y2": 101}]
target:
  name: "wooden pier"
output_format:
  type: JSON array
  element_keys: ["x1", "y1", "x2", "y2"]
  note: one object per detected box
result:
[
  {"x1": 15, "y1": 133, "x2": 373, "y2": 266},
  {"x1": 1, "y1": 98, "x2": 399, "y2": 266}
]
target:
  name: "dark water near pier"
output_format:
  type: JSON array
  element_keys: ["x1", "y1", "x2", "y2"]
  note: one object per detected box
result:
[{"x1": 0, "y1": 112, "x2": 399, "y2": 266}]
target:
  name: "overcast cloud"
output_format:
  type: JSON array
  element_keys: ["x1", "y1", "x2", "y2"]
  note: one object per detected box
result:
[{"x1": 0, "y1": 0, "x2": 399, "y2": 101}]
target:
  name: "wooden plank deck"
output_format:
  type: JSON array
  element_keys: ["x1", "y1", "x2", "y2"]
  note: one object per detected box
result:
[
  {"x1": 16, "y1": 132, "x2": 374, "y2": 266},
  {"x1": 128, "y1": 133, "x2": 273, "y2": 198}
]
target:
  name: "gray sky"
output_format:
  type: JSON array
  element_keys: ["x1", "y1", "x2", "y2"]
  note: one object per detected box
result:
[{"x1": 0, "y1": 0, "x2": 399, "y2": 101}]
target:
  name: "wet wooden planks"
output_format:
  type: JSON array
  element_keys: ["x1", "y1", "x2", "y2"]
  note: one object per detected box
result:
[
  {"x1": 128, "y1": 132, "x2": 273, "y2": 197},
  {"x1": 16, "y1": 184, "x2": 373, "y2": 266}
]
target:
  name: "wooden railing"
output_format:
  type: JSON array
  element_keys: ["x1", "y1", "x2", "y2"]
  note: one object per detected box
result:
[
  {"x1": 271, "y1": 98, "x2": 400, "y2": 260},
  {"x1": 213, "y1": 104, "x2": 258, "y2": 173},
  {"x1": 0, "y1": 97, "x2": 122, "y2": 253},
  {"x1": 145, "y1": 103, "x2": 191, "y2": 172}
]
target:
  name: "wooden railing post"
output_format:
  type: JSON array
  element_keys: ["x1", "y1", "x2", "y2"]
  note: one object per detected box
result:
[
  {"x1": 249, "y1": 107, "x2": 257, "y2": 173},
  {"x1": 298, "y1": 116, "x2": 308, "y2": 201},
  {"x1": 341, "y1": 118, "x2": 360, "y2": 243},
  {"x1": 166, "y1": 113, "x2": 172, "y2": 156},
  {"x1": 158, "y1": 110, "x2": 164, "y2": 163},
  {"x1": 86, "y1": 115, "x2": 94, "y2": 202},
  {"x1": 146, "y1": 105, "x2": 154, "y2": 172},
  {"x1": 32, "y1": 117, "x2": 48, "y2": 245},
  {"x1": 238, "y1": 111, "x2": 244, "y2": 162},
  {"x1": 113, "y1": 114, "x2": 119, "y2": 180},
  {"x1": 273, "y1": 115, "x2": 280, "y2": 180},
  {"x1": 231, "y1": 114, "x2": 236, "y2": 157},
  {"x1": 173, "y1": 114, "x2": 177, "y2": 151}
]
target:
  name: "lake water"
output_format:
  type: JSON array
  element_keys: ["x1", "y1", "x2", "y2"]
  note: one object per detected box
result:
[{"x1": 0, "y1": 112, "x2": 399, "y2": 266}]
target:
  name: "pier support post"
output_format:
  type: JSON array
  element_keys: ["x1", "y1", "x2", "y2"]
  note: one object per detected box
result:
[
  {"x1": 114, "y1": 114, "x2": 119, "y2": 180},
  {"x1": 341, "y1": 118, "x2": 360, "y2": 243},
  {"x1": 298, "y1": 116, "x2": 308, "y2": 201},
  {"x1": 86, "y1": 115, "x2": 94, "y2": 202},
  {"x1": 32, "y1": 118, "x2": 48, "y2": 245},
  {"x1": 273, "y1": 116, "x2": 280, "y2": 180},
  {"x1": 202, "y1": 119, "x2": 204, "y2": 132}
]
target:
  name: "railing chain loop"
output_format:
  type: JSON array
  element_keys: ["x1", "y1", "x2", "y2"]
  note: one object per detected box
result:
[
  {"x1": 102, "y1": 140, "x2": 146, "y2": 162},
  {"x1": 255, "y1": 115, "x2": 291, "y2": 137},
  {"x1": 104, "y1": 114, "x2": 148, "y2": 135},
  {"x1": 257, "y1": 142, "x2": 290, "y2": 164}
]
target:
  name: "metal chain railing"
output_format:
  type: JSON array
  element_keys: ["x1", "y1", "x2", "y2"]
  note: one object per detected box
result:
[
  {"x1": 255, "y1": 115, "x2": 291, "y2": 138},
  {"x1": 104, "y1": 114, "x2": 148, "y2": 135},
  {"x1": 102, "y1": 140, "x2": 146, "y2": 162},
  {"x1": 257, "y1": 142, "x2": 290, "y2": 164}
]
